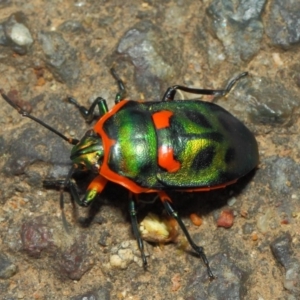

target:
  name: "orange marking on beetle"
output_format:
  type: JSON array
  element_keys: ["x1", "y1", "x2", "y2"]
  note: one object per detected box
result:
[
  {"x1": 158, "y1": 191, "x2": 172, "y2": 202},
  {"x1": 87, "y1": 175, "x2": 108, "y2": 193},
  {"x1": 94, "y1": 100, "x2": 159, "y2": 194},
  {"x1": 152, "y1": 110, "x2": 173, "y2": 129},
  {"x1": 94, "y1": 101, "x2": 238, "y2": 195},
  {"x1": 158, "y1": 146, "x2": 181, "y2": 172}
]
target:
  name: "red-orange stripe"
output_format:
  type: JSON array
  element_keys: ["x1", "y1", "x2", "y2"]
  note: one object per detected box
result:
[
  {"x1": 158, "y1": 146, "x2": 181, "y2": 173},
  {"x1": 152, "y1": 110, "x2": 173, "y2": 129}
]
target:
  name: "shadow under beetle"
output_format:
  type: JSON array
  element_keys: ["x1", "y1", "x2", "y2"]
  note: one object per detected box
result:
[{"x1": 1, "y1": 69, "x2": 259, "y2": 279}]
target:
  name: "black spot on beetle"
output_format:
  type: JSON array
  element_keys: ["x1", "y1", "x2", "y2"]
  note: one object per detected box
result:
[
  {"x1": 225, "y1": 147, "x2": 235, "y2": 164},
  {"x1": 184, "y1": 110, "x2": 212, "y2": 129},
  {"x1": 192, "y1": 145, "x2": 216, "y2": 170},
  {"x1": 202, "y1": 132, "x2": 223, "y2": 143}
]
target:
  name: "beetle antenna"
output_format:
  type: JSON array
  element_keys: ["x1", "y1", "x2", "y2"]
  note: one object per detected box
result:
[
  {"x1": 1, "y1": 91, "x2": 79, "y2": 145},
  {"x1": 60, "y1": 165, "x2": 77, "y2": 232}
]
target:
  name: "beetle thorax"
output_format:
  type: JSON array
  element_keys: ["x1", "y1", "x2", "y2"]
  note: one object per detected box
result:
[{"x1": 70, "y1": 130, "x2": 104, "y2": 173}]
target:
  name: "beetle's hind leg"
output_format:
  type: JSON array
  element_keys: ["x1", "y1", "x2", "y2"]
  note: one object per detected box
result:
[
  {"x1": 158, "y1": 192, "x2": 215, "y2": 279},
  {"x1": 162, "y1": 72, "x2": 248, "y2": 101}
]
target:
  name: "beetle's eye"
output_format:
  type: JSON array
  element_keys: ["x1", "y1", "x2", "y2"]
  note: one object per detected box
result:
[
  {"x1": 79, "y1": 164, "x2": 86, "y2": 171},
  {"x1": 76, "y1": 163, "x2": 87, "y2": 171}
]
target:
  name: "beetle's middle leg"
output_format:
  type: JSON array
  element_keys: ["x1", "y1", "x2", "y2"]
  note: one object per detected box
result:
[
  {"x1": 128, "y1": 193, "x2": 148, "y2": 269},
  {"x1": 158, "y1": 191, "x2": 215, "y2": 279}
]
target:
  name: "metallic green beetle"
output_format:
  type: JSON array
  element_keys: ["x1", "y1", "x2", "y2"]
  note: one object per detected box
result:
[{"x1": 1, "y1": 70, "x2": 258, "y2": 279}]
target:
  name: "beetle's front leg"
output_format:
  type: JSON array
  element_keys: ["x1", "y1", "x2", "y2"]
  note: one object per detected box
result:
[
  {"x1": 128, "y1": 194, "x2": 148, "y2": 269},
  {"x1": 158, "y1": 191, "x2": 215, "y2": 280},
  {"x1": 44, "y1": 175, "x2": 108, "y2": 207},
  {"x1": 43, "y1": 177, "x2": 78, "y2": 231},
  {"x1": 70, "y1": 175, "x2": 108, "y2": 207},
  {"x1": 110, "y1": 68, "x2": 127, "y2": 103},
  {"x1": 68, "y1": 97, "x2": 109, "y2": 123}
]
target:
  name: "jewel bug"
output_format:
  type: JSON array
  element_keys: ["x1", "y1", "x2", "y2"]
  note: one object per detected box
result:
[{"x1": 1, "y1": 69, "x2": 258, "y2": 279}]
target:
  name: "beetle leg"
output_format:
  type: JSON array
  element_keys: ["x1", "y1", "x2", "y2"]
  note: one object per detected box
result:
[
  {"x1": 42, "y1": 166, "x2": 76, "y2": 231},
  {"x1": 158, "y1": 191, "x2": 215, "y2": 279},
  {"x1": 78, "y1": 175, "x2": 108, "y2": 206},
  {"x1": 68, "y1": 96, "x2": 109, "y2": 123},
  {"x1": 68, "y1": 68, "x2": 126, "y2": 120},
  {"x1": 42, "y1": 178, "x2": 72, "y2": 231},
  {"x1": 45, "y1": 174, "x2": 108, "y2": 207},
  {"x1": 161, "y1": 72, "x2": 248, "y2": 101},
  {"x1": 110, "y1": 68, "x2": 127, "y2": 103},
  {"x1": 128, "y1": 194, "x2": 148, "y2": 269}
]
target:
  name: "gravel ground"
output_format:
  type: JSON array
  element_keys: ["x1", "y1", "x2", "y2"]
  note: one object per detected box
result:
[{"x1": 0, "y1": 0, "x2": 300, "y2": 299}]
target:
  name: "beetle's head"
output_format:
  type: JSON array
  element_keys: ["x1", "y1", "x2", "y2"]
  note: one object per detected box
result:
[{"x1": 70, "y1": 130, "x2": 104, "y2": 173}]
